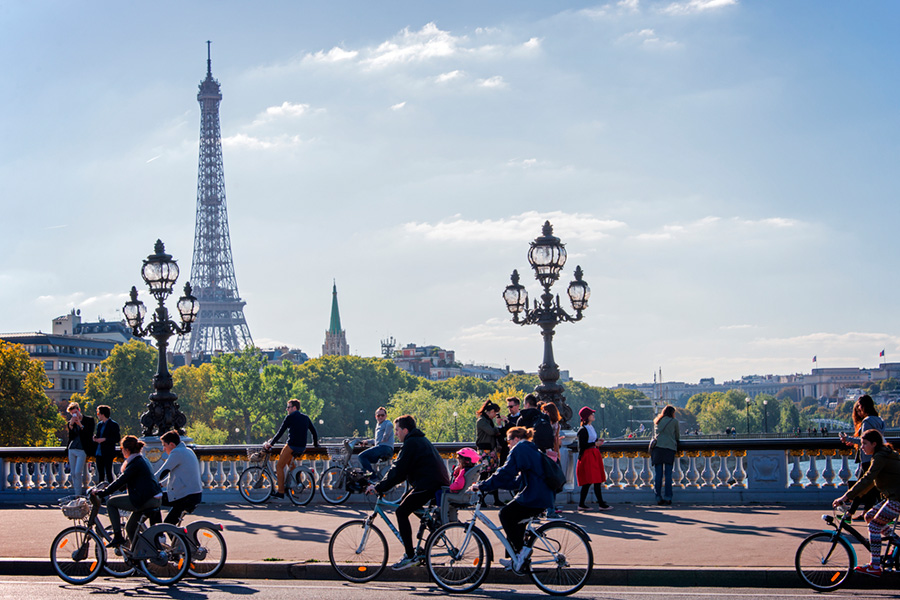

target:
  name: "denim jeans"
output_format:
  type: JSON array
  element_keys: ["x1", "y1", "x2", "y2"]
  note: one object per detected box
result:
[
  {"x1": 68, "y1": 448, "x2": 88, "y2": 495},
  {"x1": 654, "y1": 462, "x2": 673, "y2": 501},
  {"x1": 358, "y1": 444, "x2": 393, "y2": 476}
]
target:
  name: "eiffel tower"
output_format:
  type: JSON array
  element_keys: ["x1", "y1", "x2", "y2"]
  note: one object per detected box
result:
[{"x1": 174, "y1": 42, "x2": 253, "y2": 358}]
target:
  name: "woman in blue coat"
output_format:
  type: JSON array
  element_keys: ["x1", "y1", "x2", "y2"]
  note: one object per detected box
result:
[{"x1": 475, "y1": 426, "x2": 552, "y2": 572}]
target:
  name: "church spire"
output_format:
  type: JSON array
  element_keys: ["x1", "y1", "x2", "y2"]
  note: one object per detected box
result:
[{"x1": 323, "y1": 281, "x2": 349, "y2": 356}]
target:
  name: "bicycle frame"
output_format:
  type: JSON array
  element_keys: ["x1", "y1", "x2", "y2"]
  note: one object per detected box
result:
[
  {"x1": 356, "y1": 495, "x2": 437, "y2": 553},
  {"x1": 820, "y1": 509, "x2": 900, "y2": 569}
]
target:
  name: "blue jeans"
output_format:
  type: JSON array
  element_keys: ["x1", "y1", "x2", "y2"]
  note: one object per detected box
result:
[
  {"x1": 68, "y1": 448, "x2": 88, "y2": 495},
  {"x1": 359, "y1": 444, "x2": 393, "y2": 476},
  {"x1": 654, "y1": 462, "x2": 673, "y2": 501}
]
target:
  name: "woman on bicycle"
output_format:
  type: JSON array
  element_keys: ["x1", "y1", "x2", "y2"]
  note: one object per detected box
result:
[
  {"x1": 474, "y1": 426, "x2": 552, "y2": 573},
  {"x1": 93, "y1": 435, "x2": 162, "y2": 549},
  {"x1": 832, "y1": 429, "x2": 900, "y2": 576}
]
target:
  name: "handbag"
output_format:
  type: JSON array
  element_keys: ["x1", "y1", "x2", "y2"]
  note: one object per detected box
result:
[{"x1": 648, "y1": 418, "x2": 674, "y2": 453}]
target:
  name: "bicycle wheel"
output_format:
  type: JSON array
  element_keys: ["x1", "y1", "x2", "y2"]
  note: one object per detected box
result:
[
  {"x1": 238, "y1": 466, "x2": 273, "y2": 504},
  {"x1": 527, "y1": 522, "x2": 593, "y2": 596},
  {"x1": 288, "y1": 467, "x2": 316, "y2": 506},
  {"x1": 50, "y1": 526, "x2": 105, "y2": 585},
  {"x1": 139, "y1": 530, "x2": 192, "y2": 585},
  {"x1": 329, "y1": 520, "x2": 388, "y2": 583},
  {"x1": 102, "y1": 526, "x2": 137, "y2": 577},
  {"x1": 425, "y1": 522, "x2": 490, "y2": 593},
  {"x1": 320, "y1": 466, "x2": 351, "y2": 505},
  {"x1": 795, "y1": 531, "x2": 854, "y2": 592},
  {"x1": 188, "y1": 526, "x2": 227, "y2": 579}
]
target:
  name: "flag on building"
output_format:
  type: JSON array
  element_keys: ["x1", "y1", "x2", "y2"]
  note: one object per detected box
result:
[
  {"x1": 813, "y1": 356, "x2": 817, "y2": 363},
  {"x1": 880, "y1": 349, "x2": 885, "y2": 357}
]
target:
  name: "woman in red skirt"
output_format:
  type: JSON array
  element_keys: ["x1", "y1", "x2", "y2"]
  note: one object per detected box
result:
[{"x1": 576, "y1": 406, "x2": 611, "y2": 511}]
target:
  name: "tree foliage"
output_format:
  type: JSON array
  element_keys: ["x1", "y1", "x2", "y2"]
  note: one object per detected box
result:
[
  {"x1": 72, "y1": 339, "x2": 156, "y2": 437},
  {"x1": 0, "y1": 340, "x2": 65, "y2": 446}
]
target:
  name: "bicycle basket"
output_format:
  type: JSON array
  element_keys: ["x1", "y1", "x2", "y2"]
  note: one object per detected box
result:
[
  {"x1": 246, "y1": 447, "x2": 268, "y2": 465},
  {"x1": 60, "y1": 496, "x2": 90, "y2": 520},
  {"x1": 327, "y1": 443, "x2": 351, "y2": 466}
]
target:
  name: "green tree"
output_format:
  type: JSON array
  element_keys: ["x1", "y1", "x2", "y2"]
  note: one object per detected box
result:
[
  {"x1": 72, "y1": 339, "x2": 156, "y2": 436},
  {"x1": 172, "y1": 362, "x2": 216, "y2": 428},
  {"x1": 697, "y1": 397, "x2": 742, "y2": 434},
  {"x1": 778, "y1": 398, "x2": 801, "y2": 433},
  {"x1": 208, "y1": 346, "x2": 270, "y2": 444},
  {"x1": 388, "y1": 389, "x2": 481, "y2": 443},
  {"x1": 186, "y1": 422, "x2": 228, "y2": 445},
  {"x1": 0, "y1": 340, "x2": 66, "y2": 446}
]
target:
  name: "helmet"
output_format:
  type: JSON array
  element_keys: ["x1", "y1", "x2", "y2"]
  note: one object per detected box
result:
[{"x1": 457, "y1": 447, "x2": 480, "y2": 462}]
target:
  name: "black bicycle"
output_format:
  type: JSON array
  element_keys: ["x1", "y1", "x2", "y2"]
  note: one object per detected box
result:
[{"x1": 795, "y1": 505, "x2": 900, "y2": 591}]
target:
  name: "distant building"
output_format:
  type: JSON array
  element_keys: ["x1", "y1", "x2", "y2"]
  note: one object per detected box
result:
[
  {"x1": 263, "y1": 346, "x2": 309, "y2": 365},
  {"x1": 0, "y1": 310, "x2": 132, "y2": 410},
  {"x1": 393, "y1": 343, "x2": 457, "y2": 379},
  {"x1": 322, "y1": 282, "x2": 349, "y2": 356}
]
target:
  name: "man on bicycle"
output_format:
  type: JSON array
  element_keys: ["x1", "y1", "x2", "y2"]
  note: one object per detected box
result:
[
  {"x1": 154, "y1": 430, "x2": 203, "y2": 525},
  {"x1": 264, "y1": 399, "x2": 321, "y2": 499},
  {"x1": 367, "y1": 414, "x2": 449, "y2": 570},
  {"x1": 358, "y1": 407, "x2": 394, "y2": 482}
]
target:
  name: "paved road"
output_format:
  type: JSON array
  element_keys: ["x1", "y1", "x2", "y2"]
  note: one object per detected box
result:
[{"x1": 0, "y1": 577, "x2": 896, "y2": 600}]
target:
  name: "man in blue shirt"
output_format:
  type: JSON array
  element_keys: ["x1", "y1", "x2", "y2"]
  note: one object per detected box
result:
[
  {"x1": 358, "y1": 407, "x2": 394, "y2": 482},
  {"x1": 264, "y1": 399, "x2": 320, "y2": 499}
]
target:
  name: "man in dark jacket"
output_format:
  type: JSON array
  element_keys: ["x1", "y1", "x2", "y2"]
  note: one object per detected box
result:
[
  {"x1": 368, "y1": 414, "x2": 449, "y2": 570},
  {"x1": 264, "y1": 399, "x2": 321, "y2": 499},
  {"x1": 92, "y1": 405, "x2": 121, "y2": 483}
]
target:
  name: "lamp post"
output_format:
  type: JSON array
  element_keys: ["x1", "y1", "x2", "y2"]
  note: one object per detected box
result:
[
  {"x1": 745, "y1": 397, "x2": 751, "y2": 435},
  {"x1": 599, "y1": 403, "x2": 606, "y2": 434},
  {"x1": 628, "y1": 405, "x2": 634, "y2": 435},
  {"x1": 453, "y1": 411, "x2": 459, "y2": 442},
  {"x1": 123, "y1": 240, "x2": 199, "y2": 437},
  {"x1": 763, "y1": 400, "x2": 769, "y2": 435},
  {"x1": 503, "y1": 221, "x2": 590, "y2": 427},
  {"x1": 365, "y1": 420, "x2": 370, "y2": 436}
]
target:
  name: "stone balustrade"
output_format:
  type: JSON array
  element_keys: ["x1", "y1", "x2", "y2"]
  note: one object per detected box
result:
[{"x1": 0, "y1": 438, "x2": 881, "y2": 504}]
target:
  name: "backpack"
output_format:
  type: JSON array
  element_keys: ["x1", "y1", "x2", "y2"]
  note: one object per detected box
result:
[
  {"x1": 531, "y1": 413, "x2": 555, "y2": 451},
  {"x1": 540, "y1": 452, "x2": 566, "y2": 493}
]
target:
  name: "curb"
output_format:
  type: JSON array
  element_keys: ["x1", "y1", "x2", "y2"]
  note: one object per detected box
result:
[{"x1": 0, "y1": 558, "x2": 802, "y2": 587}]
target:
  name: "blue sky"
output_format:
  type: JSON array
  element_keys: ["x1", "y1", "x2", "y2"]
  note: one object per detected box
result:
[{"x1": 2, "y1": 1, "x2": 898, "y2": 387}]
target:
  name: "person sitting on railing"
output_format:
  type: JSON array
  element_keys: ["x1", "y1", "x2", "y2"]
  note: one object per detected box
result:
[
  {"x1": 832, "y1": 429, "x2": 900, "y2": 577},
  {"x1": 357, "y1": 407, "x2": 394, "y2": 483},
  {"x1": 264, "y1": 399, "x2": 321, "y2": 500}
]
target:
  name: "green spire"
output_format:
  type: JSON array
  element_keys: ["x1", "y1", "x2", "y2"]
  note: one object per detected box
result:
[{"x1": 328, "y1": 280, "x2": 342, "y2": 334}]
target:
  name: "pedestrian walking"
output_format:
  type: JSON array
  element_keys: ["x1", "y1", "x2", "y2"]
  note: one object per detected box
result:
[
  {"x1": 575, "y1": 406, "x2": 610, "y2": 511},
  {"x1": 650, "y1": 405, "x2": 680, "y2": 506},
  {"x1": 92, "y1": 405, "x2": 120, "y2": 484}
]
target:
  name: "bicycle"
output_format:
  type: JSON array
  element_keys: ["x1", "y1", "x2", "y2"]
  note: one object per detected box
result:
[
  {"x1": 238, "y1": 446, "x2": 316, "y2": 506},
  {"x1": 795, "y1": 504, "x2": 900, "y2": 591},
  {"x1": 424, "y1": 491, "x2": 593, "y2": 595},
  {"x1": 51, "y1": 492, "x2": 192, "y2": 586},
  {"x1": 320, "y1": 439, "x2": 407, "y2": 505},
  {"x1": 328, "y1": 492, "x2": 442, "y2": 583},
  {"x1": 136, "y1": 504, "x2": 228, "y2": 579}
]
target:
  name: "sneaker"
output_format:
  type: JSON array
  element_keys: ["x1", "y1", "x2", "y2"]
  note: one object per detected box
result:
[
  {"x1": 597, "y1": 502, "x2": 613, "y2": 510},
  {"x1": 499, "y1": 557, "x2": 527, "y2": 575},
  {"x1": 545, "y1": 510, "x2": 564, "y2": 520},
  {"x1": 105, "y1": 536, "x2": 126, "y2": 549},
  {"x1": 855, "y1": 563, "x2": 882, "y2": 577},
  {"x1": 576, "y1": 505, "x2": 593, "y2": 512},
  {"x1": 517, "y1": 546, "x2": 532, "y2": 567},
  {"x1": 391, "y1": 555, "x2": 418, "y2": 571}
]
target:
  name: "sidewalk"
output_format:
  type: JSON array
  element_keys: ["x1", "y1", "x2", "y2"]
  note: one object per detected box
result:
[{"x1": 0, "y1": 499, "x2": 840, "y2": 587}]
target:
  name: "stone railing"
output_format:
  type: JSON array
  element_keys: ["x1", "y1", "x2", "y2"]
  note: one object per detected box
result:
[{"x1": 0, "y1": 437, "x2": 886, "y2": 504}]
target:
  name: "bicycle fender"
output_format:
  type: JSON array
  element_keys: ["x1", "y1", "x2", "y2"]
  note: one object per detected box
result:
[
  {"x1": 185, "y1": 521, "x2": 225, "y2": 536},
  {"x1": 144, "y1": 523, "x2": 189, "y2": 539}
]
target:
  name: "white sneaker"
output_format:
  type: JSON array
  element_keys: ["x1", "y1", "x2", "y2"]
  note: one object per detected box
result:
[
  {"x1": 391, "y1": 555, "x2": 418, "y2": 571},
  {"x1": 516, "y1": 546, "x2": 532, "y2": 567},
  {"x1": 499, "y1": 558, "x2": 515, "y2": 571}
]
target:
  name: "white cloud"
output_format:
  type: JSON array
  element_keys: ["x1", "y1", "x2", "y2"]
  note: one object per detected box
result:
[
  {"x1": 435, "y1": 70, "x2": 463, "y2": 84},
  {"x1": 662, "y1": 0, "x2": 738, "y2": 16},
  {"x1": 391, "y1": 101, "x2": 407, "y2": 111},
  {"x1": 222, "y1": 133, "x2": 302, "y2": 150},
  {"x1": 363, "y1": 22, "x2": 462, "y2": 69},
  {"x1": 523, "y1": 37, "x2": 542, "y2": 50},
  {"x1": 478, "y1": 75, "x2": 506, "y2": 88},
  {"x1": 35, "y1": 291, "x2": 128, "y2": 309},
  {"x1": 619, "y1": 28, "x2": 682, "y2": 49},
  {"x1": 719, "y1": 324, "x2": 755, "y2": 331},
  {"x1": 263, "y1": 101, "x2": 309, "y2": 118},
  {"x1": 304, "y1": 46, "x2": 359, "y2": 63},
  {"x1": 632, "y1": 216, "x2": 802, "y2": 242},
  {"x1": 507, "y1": 158, "x2": 539, "y2": 168},
  {"x1": 403, "y1": 211, "x2": 626, "y2": 243}
]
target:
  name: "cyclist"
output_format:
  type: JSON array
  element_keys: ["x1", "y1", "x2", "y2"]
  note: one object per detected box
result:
[
  {"x1": 264, "y1": 399, "x2": 321, "y2": 499},
  {"x1": 358, "y1": 407, "x2": 394, "y2": 483},
  {"x1": 832, "y1": 429, "x2": 900, "y2": 576},
  {"x1": 154, "y1": 430, "x2": 202, "y2": 524},
  {"x1": 473, "y1": 426, "x2": 553, "y2": 573},
  {"x1": 367, "y1": 414, "x2": 450, "y2": 571},
  {"x1": 93, "y1": 435, "x2": 162, "y2": 549}
]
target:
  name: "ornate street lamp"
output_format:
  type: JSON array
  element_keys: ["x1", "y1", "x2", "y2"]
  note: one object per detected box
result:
[
  {"x1": 124, "y1": 240, "x2": 199, "y2": 436},
  {"x1": 503, "y1": 221, "x2": 590, "y2": 426},
  {"x1": 745, "y1": 397, "x2": 751, "y2": 435},
  {"x1": 453, "y1": 411, "x2": 459, "y2": 442},
  {"x1": 763, "y1": 400, "x2": 769, "y2": 434}
]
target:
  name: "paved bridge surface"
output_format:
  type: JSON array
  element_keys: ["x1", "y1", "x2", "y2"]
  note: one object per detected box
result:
[{"x1": 0, "y1": 498, "x2": 861, "y2": 588}]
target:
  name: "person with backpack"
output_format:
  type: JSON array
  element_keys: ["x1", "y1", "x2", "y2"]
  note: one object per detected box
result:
[
  {"x1": 473, "y1": 426, "x2": 553, "y2": 573},
  {"x1": 517, "y1": 394, "x2": 555, "y2": 452},
  {"x1": 840, "y1": 395, "x2": 887, "y2": 518},
  {"x1": 576, "y1": 406, "x2": 611, "y2": 511}
]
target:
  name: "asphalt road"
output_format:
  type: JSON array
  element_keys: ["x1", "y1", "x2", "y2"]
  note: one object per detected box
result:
[{"x1": 0, "y1": 578, "x2": 896, "y2": 600}]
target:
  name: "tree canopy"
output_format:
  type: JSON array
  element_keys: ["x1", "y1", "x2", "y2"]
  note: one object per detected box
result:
[{"x1": 0, "y1": 340, "x2": 65, "y2": 446}]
